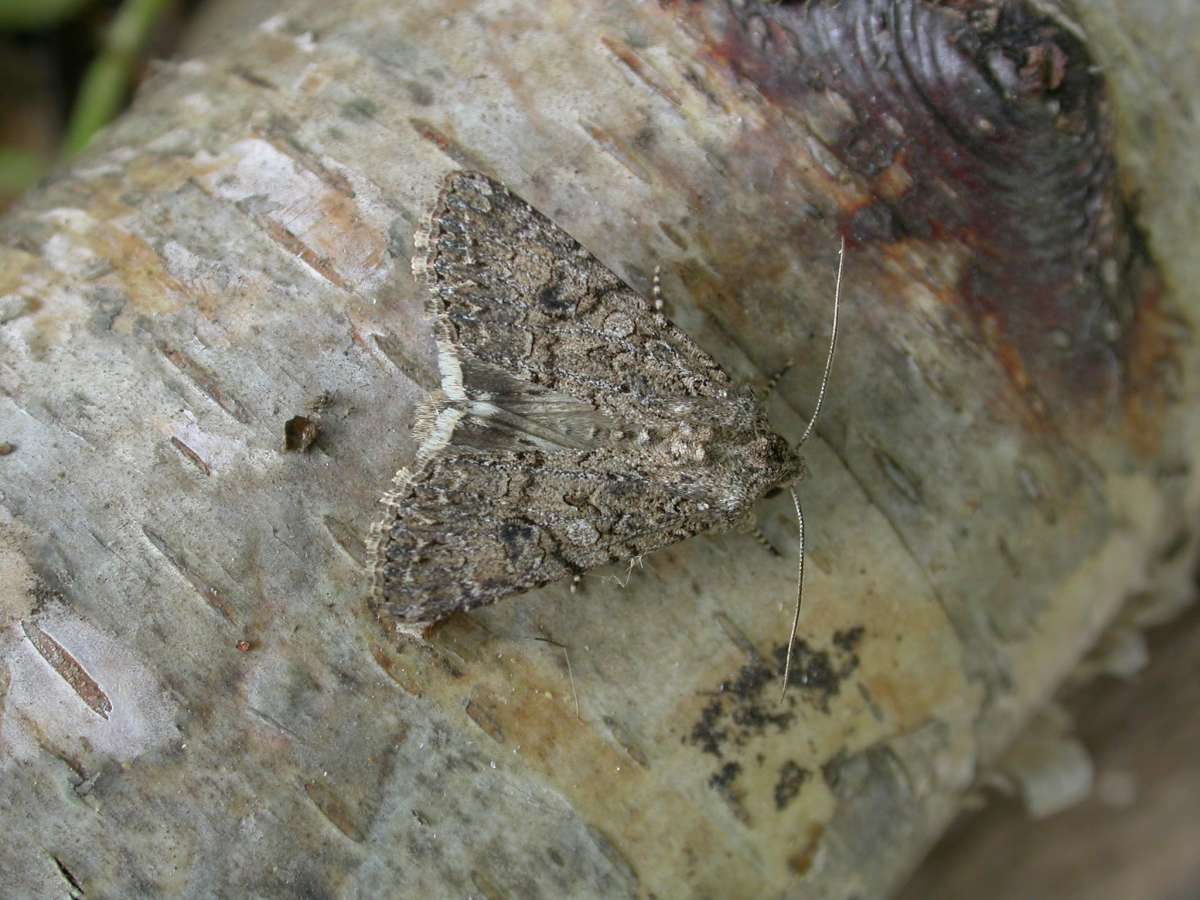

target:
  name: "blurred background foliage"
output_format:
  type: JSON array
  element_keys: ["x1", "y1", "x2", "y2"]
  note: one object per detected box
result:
[{"x1": 0, "y1": 0, "x2": 190, "y2": 209}]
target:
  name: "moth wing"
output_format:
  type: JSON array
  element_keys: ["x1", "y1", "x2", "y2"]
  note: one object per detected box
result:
[
  {"x1": 370, "y1": 171, "x2": 779, "y2": 624},
  {"x1": 415, "y1": 170, "x2": 750, "y2": 416},
  {"x1": 370, "y1": 445, "x2": 726, "y2": 625}
]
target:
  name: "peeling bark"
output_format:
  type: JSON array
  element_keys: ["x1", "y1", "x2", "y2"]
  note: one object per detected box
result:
[{"x1": 1, "y1": 1, "x2": 1197, "y2": 897}]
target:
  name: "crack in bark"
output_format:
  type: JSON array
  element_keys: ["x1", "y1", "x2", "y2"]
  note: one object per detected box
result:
[{"x1": 21, "y1": 622, "x2": 112, "y2": 720}]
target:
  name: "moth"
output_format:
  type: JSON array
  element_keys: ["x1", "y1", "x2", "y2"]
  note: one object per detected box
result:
[{"x1": 369, "y1": 170, "x2": 841, "y2": 691}]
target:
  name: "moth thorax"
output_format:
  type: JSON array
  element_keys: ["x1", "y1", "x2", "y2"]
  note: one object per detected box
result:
[
  {"x1": 719, "y1": 481, "x2": 753, "y2": 515},
  {"x1": 668, "y1": 422, "x2": 712, "y2": 464}
]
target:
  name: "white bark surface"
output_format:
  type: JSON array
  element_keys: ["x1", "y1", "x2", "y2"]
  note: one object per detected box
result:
[{"x1": 1, "y1": 1, "x2": 1197, "y2": 897}]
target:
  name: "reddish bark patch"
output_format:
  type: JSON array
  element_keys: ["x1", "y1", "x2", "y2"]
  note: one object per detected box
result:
[
  {"x1": 22, "y1": 621, "x2": 112, "y2": 719},
  {"x1": 667, "y1": 0, "x2": 1165, "y2": 426}
]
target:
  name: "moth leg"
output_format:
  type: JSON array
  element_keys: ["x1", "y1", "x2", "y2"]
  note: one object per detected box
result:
[
  {"x1": 652, "y1": 265, "x2": 664, "y2": 311},
  {"x1": 762, "y1": 358, "x2": 795, "y2": 402},
  {"x1": 615, "y1": 554, "x2": 646, "y2": 588},
  {"x1": 750, "y1": 523, "x2": 783, "y2": 558}
]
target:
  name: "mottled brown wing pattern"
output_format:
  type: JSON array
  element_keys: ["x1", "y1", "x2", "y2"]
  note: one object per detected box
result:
[
  {"x1": 415, "y1": 170, "x2": 752, "y2": 419},
  {"x1": 373, "y1": 448, "x2": 735, "y2": 623},
  {"x1": 370, "y1": 171, "x2": 800, "y2": 626}
]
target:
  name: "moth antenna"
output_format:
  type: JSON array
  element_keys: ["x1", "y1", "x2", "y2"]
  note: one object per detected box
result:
[
  {"x1": 763, "y1": 359, "x2": 795, "y2": 402},
  {"x1": 623, "y1": 554, "x2": 644, "y2": 584},
  {"x1": 796, "y1": 236, "x2": 844, "y2": 448},
  {"x1": 652, "y1": 265, "x2": 664, "y2": 311},
  {"x1": 608, "y1": 555, "x2": 646, "y2": 589},
  {"x1": 780, "y1": 486, "x2": 805, "y2": 701},
  {"x1": 782, "y1": 238, "x2": 844, "y2": 699},
  {"x1": 751, "y1": 526, "x2": 783, "y2": 558}
]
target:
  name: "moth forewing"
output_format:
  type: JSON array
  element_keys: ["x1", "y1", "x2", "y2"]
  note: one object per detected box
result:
[{"x1": 371, "y1": 170, "x2": 835, "y2": 681}]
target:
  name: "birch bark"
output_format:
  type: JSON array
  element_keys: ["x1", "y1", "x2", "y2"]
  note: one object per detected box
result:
[{"x1": 1, "y1": 1, "x2": 1196, "y2": 897}]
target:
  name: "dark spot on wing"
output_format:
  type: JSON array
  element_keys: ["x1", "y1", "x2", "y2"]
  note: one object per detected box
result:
[
  {"x1": 536, "y1": 283, "x2": 575, "y2": 315},
  {"x1": 497, "y1": 521, "x2": 536, "y2": 561}
]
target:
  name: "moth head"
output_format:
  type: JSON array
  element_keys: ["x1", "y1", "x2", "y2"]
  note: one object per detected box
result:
[
  {"x1": 745, "y1": 431, "x2": 804, "y2": 493},
  {"x1": 702, "y1": 430, "x2": 803, "y2": 515}
]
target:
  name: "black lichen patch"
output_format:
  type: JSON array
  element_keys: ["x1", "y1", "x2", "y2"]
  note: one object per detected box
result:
[
  {"x1": 687, "y1": 657, "x2": 790, "y2": 763},
  {"x1": 774, "y1": 760, "x2": 812, "y2": 811},
  {"x1": 774, "y1": 640, "x2": 837, "y2": 710},
  {"x1": 773, "y1": 627, "x2": 864, "y2": 713},
  {"x1": 833, "y1": 625, "x2": 865, "y2": 655},
  {"x1": 688, "y1": 697, "x2": 729, "y2": 757},
  {"x1": 709, "y1": 760, "x2": 742, "y2": 793},
  {"x1": 686, "y1": 627, "x2": 866, "y2": 804},
  {"x1": 708, "y1": 761, "x2": 747, "y2": 820}
]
